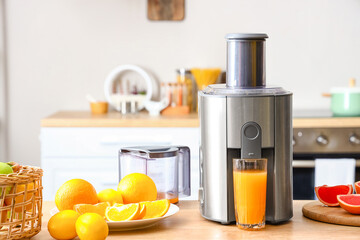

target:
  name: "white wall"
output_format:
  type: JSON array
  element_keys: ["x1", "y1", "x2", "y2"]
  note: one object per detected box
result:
[
  {"x1": 4, "y1": 0, "x2": 360, "y2": 166},
  {"x1": 0, "y1": 1, "x2": 7, "y2": 162}
]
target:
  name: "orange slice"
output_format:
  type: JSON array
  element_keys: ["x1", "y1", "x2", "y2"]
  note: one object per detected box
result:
[
  {"x1": 142, "y1": 199, "x2": 170, "y2": 219},
  {"x1": 105, "y1": 203, "x2": 140, "y2": 221},
  {"x1": 136, "y1": 202, "x2": 147, "y2": 220},
  {"x1": 112, "y1": 203, "x2": 124, "y2": 207},
  {"x1": 73, "y1": 202, "x2": 110, "y2": 217}
]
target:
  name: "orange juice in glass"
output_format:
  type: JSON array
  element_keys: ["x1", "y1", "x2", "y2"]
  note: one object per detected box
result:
[
  {"x1": 233, "y1": 158, "x2": 267, "y2": 230},
  {"x1": 157, "y1": 191, "x2": 179, "y2": 204}
]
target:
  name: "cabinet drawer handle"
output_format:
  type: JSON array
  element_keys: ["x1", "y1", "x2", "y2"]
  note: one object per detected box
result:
[
  {"x1": 293, "y1": 159, "x2": 360, "y2": 168},
  {"x1": 293, "y1": 160, "x2": 315, "y2": 168}
]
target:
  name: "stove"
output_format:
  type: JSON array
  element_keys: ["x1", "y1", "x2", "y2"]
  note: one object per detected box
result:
[
  {"x1": 294, "y1": 127, "x2": 360, "y2": 157},
  {"x1": 293, "y1": 109, "x2": 360, "y2": 156},
  {"x1": 292, "y1": 110, "x2": 360, "y2": 199}
]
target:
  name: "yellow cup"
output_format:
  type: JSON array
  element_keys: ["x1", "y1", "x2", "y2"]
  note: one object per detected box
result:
[
  {"x1": 190, "y1": 68, "x2": 221, "y2": 90},
  {"x1": 90, "y1": 102, "x2": 108, "y2": 114}
]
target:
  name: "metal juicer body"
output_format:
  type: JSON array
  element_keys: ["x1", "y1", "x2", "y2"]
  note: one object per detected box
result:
[{"x1": 198, "y1": 90, "x2": 293, "y2": 224}]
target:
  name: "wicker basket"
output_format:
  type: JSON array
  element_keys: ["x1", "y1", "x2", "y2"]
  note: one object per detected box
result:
[{"x1": 0, "y1": 166, "x2": 43, "y2": 239}]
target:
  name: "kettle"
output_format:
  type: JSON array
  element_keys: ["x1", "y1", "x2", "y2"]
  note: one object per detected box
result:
[{"x1": 119, "y1": 146, "x2": 191, "y2": 203}]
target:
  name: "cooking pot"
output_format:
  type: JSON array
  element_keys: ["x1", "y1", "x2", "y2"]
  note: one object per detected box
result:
[{"x1": 324, "y1": 78, "x2": 360, "y2": 117}]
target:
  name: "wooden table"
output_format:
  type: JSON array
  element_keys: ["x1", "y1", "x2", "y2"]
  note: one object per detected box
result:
[{"x1": 32, "y1": 200, "x2": 360, "y2": 239}]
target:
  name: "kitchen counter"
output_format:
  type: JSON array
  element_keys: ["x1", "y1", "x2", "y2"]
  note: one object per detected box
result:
[
  {"x1": 41, "y1": 111, "x2": 360, "y2": 128},
  {"x1": 32, "y1": 200, "x2": 359, "y2": 240},
  {"x1": 41, "y1": 111, "x2": 199, "y2": 128}
]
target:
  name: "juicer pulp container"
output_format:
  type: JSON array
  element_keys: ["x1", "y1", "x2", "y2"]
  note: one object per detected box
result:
[{"x1": 119, "y1": 146, "x2": 191, "y2": 203}]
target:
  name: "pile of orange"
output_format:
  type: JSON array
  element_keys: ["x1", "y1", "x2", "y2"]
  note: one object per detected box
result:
[
  {"x1": 48, "y1": 173, "x2": 171, "y2": 240},
  {"x1": 106, "y1": 173, "x2": 170, "y2": 221}
]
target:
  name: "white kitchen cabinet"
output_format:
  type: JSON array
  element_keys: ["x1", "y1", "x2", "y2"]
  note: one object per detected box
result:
[{"x1": 40, "y1": 127, "x2": 199, "y2": 201}]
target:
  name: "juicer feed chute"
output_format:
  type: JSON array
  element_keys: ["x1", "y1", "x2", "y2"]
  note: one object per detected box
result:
[{"x1": 226, "y1": 33, "x2": 267, "y2": 88}]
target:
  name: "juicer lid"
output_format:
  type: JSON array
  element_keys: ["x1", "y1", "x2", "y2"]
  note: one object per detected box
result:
[
  {"x1": 120, "y1": 146, "x2": 178, "y2": 158},
  {"x1": 225, "y1": 33, "x2": 268, "y2": 40},
  {"x1": 201, "y1": 84, "x2": 291, "y2": 96}
]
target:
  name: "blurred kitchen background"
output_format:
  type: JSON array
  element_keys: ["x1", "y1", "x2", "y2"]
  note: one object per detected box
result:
[{"x1": 0, "y1": 0, "x2": 360, "y2": 169}]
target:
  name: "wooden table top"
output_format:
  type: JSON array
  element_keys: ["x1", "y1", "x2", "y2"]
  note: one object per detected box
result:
[
  {"x1": 41, "y1": 111, "x2": 360, "y2": 128},
  {"x1": 32, "y1": 200, "x2": 360, "y2": 239}
]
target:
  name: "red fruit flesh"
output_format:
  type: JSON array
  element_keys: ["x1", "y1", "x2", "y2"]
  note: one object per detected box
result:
[
  {"x1": 355, "y1": 181, "x2": 360, "y2": 194},
  {"x1": 315, "y1": 184, "x2": 353, "y2": 207},
  {"x1": 337, "y1": 194, "x2": 360, "y2": 214}
]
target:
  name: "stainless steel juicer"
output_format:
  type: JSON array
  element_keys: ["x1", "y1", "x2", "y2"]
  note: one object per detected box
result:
[{"x1": 198, "y1": 33, "x2": 293, "y2": 224}]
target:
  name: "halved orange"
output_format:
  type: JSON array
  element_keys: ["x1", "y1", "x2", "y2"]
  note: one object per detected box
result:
[
  {"x1": 73, "y1": 202, "x2": 111, "y2": 217},
  {"x1": 337, "y1": 194, "x2": 360, "y2": 214},
  {"x1": 105, "y1": 203, "x2": 140, "y2": 221},
  {"x1": 142, "y1": 199, "x2": 170, "y2": 219}
]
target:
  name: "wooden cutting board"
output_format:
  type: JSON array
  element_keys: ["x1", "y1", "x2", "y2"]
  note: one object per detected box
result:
[{"x1": 302, "y1": 201, "x2": 360, "y2": 227}]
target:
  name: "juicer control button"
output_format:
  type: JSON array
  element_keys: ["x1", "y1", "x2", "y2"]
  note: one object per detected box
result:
[
  {"x1": 243, "y1": 124, "x2": 259, "y2": 140},
  {"x1": 316, "y1": 135, "x2": 329, "y2": 146}
]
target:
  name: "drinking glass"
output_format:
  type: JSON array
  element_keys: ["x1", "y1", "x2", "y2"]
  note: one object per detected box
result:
[{"x1": 233, "y1": 158, "x2": 267, "y2": 230}]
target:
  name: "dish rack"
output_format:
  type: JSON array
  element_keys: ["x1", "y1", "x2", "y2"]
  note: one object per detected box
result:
[{"x1": 0, "y1": 166, "x2": 43, "y2": 239}]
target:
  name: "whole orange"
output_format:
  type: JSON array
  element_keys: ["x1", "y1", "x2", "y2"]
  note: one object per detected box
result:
[
  {"x1": 48, "y1": 210, "x2": 80, "y2": 240},
  {"x1": 0, "y1": 210, "x2": 8, "y2": 223},
  {"x1": 97, "y1": 189, "x2": 123, "y2": 205},
  {"x1": 76, "y1": 213, "x2": 108, "y2": 240},
  {"x1": 117, "y1": 173, "x2": 157, "y2": 204},
  {"x1": 4, "y1": 183, "x2": 35, "y2": 212},
  {"x1": 55, "y1": 179, "x2": 98, "y2": 211}
]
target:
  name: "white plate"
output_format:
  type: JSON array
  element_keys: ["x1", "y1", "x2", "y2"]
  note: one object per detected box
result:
[{"x1": 107, "y1": 204, "x2": 179, "y2": 231}]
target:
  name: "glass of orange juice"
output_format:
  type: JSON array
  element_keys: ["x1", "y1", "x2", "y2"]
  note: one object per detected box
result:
[{"x1": 233, "y1": 158, "x2": 267, "y2": 230}]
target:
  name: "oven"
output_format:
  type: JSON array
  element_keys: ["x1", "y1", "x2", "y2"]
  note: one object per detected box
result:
[{"x1": 293, "y1": 127, "x2": 360, "y2": 200}]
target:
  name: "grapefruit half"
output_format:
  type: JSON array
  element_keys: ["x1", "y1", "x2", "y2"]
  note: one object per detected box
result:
[
  {"x1": 355, "y1": 181, "x2": 360, "y2": 194},
  {"x1": 337, "y1": 194, "x2": 360, "y2": 214},
  {"x1": 315, "y1": 184, "x2": 353, "y2": 207}
]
